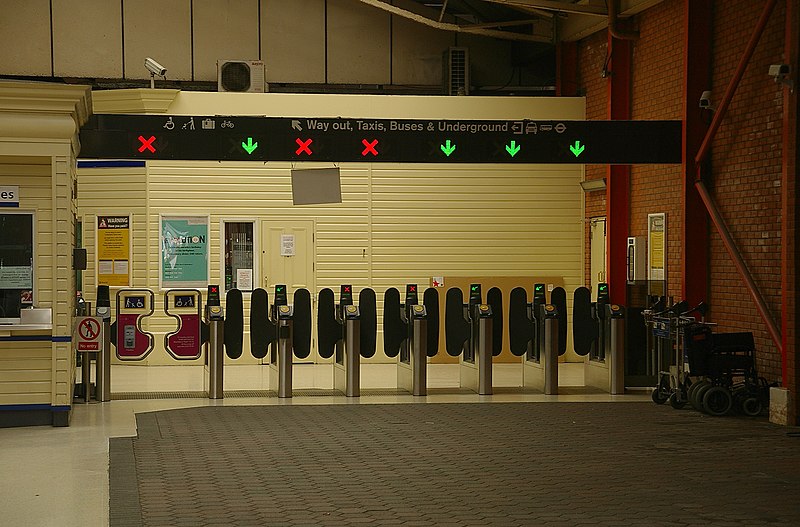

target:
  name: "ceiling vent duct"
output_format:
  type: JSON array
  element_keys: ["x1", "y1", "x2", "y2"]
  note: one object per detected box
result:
[
  {"x1": 443, "y1": 47, "x2": 469, "y2": 96},
  {"x1": 217, "y1": 60, "x2": 267, "y2": 93}
]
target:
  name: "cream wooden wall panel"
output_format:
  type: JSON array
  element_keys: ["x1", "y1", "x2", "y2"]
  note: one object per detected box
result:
[
  {"x1": 391, "y1": 16, "x2": 454, "y2": 86},
  {"x1": 193, "y1": 0, "x2": 260, "y2": 82},
  {"x1": 124, "y1": 0, "x2": 192, "y2": 81},
  {"x1": 261, "y1": 0, "x2": 325, "y2": 83},
  {"x1": 0, "y1": 342, "x2": 51, "y2": 404},
  {"x1": 327, "y1": 0, "x2": 391, "y2": 84},
  {"x1": 52, "y1": 0, "x2": 123, "y2": 78},
  {"x1": 0, "y1": 0, "x2": 52, "y2": 76}
]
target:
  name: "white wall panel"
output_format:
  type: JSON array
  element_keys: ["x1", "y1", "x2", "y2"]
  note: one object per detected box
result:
[
  {"x1": 52, "y1": 0, "x2": 123, "y2": 78},
  {"x1": 0, "y1": 0, "x2": 51, "y2": 76},
  {"x1": 261, "y1": 0, "x2": 325, "y2": 83},
  {"x1": 192, "y1": 0, "x2": 260, "y2": 81},
  {"x1": 123, "y1": 0, "x2": 192, "y2": 81},
  {"x1": 327, "y1": 0, "x2": 390, "y2": 84}
]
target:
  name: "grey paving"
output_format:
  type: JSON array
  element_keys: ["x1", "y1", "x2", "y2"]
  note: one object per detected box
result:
[{"x1": 110, "y1": 403, "x2": 800, "y2": 526}]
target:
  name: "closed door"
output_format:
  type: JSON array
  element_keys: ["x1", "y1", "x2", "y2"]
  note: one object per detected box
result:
[
  {"x1": 261, "y1": 220, "x2": 316, "y2": 363},
  {"x1": 261, "y1": 220, "x2": 314, "y2": 292},
  {"x1": 590, "y1": 217, "x2": 606, "y2": 294}
]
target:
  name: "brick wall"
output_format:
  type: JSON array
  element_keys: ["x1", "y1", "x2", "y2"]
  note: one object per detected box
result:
[
  {"x1": 630, "y1": 0, "x2": 684, "y2": 300},
  {"x1": 575, "y1": 0, "x2": 788, "y2": 384},
  {"x1": 709, "y1": 0, "x2": 785, "y2": 382},
  {"x1": 578, "y1": 30, "x2": 609, "y2": 286}
]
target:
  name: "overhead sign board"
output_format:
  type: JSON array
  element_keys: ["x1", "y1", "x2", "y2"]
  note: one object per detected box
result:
[
  {"x1": 0, "y1": 186, "x2": 19, "y2": 207},
  {"x1": 79, "y1": 115, "x2": 682, "y2": 164}
]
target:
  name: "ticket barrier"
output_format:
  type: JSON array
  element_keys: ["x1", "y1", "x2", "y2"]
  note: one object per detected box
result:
[
  {"x1": 573, "y1": 284, "x2": 626, "y2": 394},
  {"x1": 250, "y1": 285, "x2": 312, "y2": 398},
  {"x1": 111, "y1": 289, "x2": 155, "y2": 361},
  {"x1": 383, "y1": 284, "x2": 439, "y2": 396},
  {"x1": 510, "y1": 284, "x2": 565, "y2": 394},
  {"x1": 74, "y1": 285, "x2": 112, "y2": 403},
  {"x1": 318, "y1": 285, "x2": 377, "y2": 397},
  {"x1": 445, "y1": 284, "x2": 502, "y2": 395}
]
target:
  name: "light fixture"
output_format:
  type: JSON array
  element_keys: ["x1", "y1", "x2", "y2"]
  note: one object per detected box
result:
[{"x1": 580, "y1": 178, "x2": 606, "y2": 192}]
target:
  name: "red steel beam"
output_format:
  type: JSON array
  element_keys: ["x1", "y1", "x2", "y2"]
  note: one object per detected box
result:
[
  {"x1": 690, "y1": 0, "x2": 783, "y2": 357},
  {"x1": 681, "y1": 0, "x2": 713, "y2": 309},
  {"x1": 781, "y1": 0, "x2": 798, "y2": 400},
  {"x1": 694, "y1": 181, "x2": 783, "y2": 354},
  {"x1": 695, "y1": 0, "x2": 778, "y2": 166},
  {"x1": 606, "y1": 25, "x2": 632, "y2": 306},
  {"x1": 556, "y1": 41, "x2": 578, "y2": 97}
]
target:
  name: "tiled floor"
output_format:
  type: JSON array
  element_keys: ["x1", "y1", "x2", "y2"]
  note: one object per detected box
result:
[{"x1": 0, "y1": 363, "x2": 649, "y2": 527}]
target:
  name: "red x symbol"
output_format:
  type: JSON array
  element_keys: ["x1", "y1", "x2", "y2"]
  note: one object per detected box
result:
[
  {"x1": 361, "y1": 139, "x2": 378, "y2": 156},
  {"x1": 295, "y1": 138, "x2": 313, "y2": 155},
  {"x1": 344, "y1": 286, "x2": 351, "y2": 293},
  {"x1": 409, "y1": 285, "x2": 416, "y2": 292},
  {"x1": 138, "y1": 135, "x2": 156, "y2": 153}
]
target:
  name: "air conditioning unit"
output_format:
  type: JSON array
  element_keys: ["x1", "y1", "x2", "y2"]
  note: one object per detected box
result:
[
  {"x1": 443, "y1": 47, "x2": 469, "y2": 96},
  {"x1": 217, "y1": 60, "x2": 267, "y2": 93}
]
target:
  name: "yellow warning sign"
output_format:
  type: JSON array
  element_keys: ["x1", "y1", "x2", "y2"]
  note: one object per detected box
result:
[{"x1": 97, "y1": 215, "x2": 130, "y2": 286}]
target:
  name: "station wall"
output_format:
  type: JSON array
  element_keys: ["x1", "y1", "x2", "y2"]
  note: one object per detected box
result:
[
  {"x1": 77, "y1": 92, "x2": 585, "y2": 365},
  {"x1": 0, "y1": 0, "x2": 533, "y2": 89},
  {"x1": 576, "y1": 0, "x2": 789, "y2": 385}
]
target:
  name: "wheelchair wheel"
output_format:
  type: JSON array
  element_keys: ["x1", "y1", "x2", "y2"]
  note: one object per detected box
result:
[
  {"x1": 669, "y1": 391, "x2": 687, "y2": 409},
  {"x1": 652, "y1": 388, "x2": 668, "y2": 405},
  {"x1": 689, "y1": 380, "x2": 710, "y2": 411},
  {"x1": 703, "y1": 386, "x2": 733, "y2": 416},
  {"x1": 741, "y1": 396, "x2": 763, "y2": 417},
  {"x1": 694, "y1": 382, "x2": 715, "y2": 413}
]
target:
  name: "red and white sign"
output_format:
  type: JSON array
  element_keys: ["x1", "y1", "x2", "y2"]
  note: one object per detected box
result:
[{"x1": 75, "y1": 316, "x2": 102, "y2": 351}]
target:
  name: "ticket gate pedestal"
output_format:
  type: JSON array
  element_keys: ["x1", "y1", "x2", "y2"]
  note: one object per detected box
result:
[
  {"x1": 334, "y1": 306, "x2": 361, "y2": 397},
  {"x1": 460, "y1": 304, "x2": 493, "y2": 395},
  {"x1": 270, "y1": 305, "x2": 294, "y2": 398},
  {"x1": 205, "y1": 307, "x2": 224, "y2": 399},
  {"x1": 522, "y1": 304, "x2": 559, "y2": 395},
  {"x1": 585, "y1": 304, "x2": 626, "y2": 395},
  {"x1": 94, "y1": 285, "x2": 112, "y2": 402},
  {"x1": 397, "y1": 304, "x2": 428, "y2": 396}
]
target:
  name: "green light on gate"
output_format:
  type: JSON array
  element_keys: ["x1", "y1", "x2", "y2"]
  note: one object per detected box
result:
[
  {"x1": 535, "y1": 285, "x2": 543, "y2": 291},
  {"x1": 471, "y1": 285, "x2": 478, "y2": 291}
]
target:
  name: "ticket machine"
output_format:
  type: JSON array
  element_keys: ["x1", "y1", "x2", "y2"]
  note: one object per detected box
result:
[
  {"x1": 383, "y1": 284, "x2": 439, "y2": 396},
  {"x1": 573, "y1": 283, "x2": 625, "y2": 394},
  {"x1": 317, "y1": 285, "x2": 377, "y2": 397},
  {"x1": 111, "y1": 289, "x2": 155, "y2": 361},
  {"x1": 445, "y1": 284, "x2": 502, "y2": 395}
]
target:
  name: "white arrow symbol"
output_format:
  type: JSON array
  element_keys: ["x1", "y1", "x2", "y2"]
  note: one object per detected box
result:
[{"x1": 291, "y1": 120, "x2": 302, "y2": 131}]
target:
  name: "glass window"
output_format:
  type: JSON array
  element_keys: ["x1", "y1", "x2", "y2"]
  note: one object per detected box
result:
[
  {"x1": 0, "y1": 212, "x2": 34, "y2": 322},
  {"x1": 223, "y1": 222, "x2": 254, "y2": 291}
]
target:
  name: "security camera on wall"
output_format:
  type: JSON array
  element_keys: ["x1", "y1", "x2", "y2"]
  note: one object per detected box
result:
[
  {"x1": 699, "y1": 90, "x2": 712, "y2": 109},
  {"x1": 145, "y1": 57, "x2": 167, "y2": 88}
]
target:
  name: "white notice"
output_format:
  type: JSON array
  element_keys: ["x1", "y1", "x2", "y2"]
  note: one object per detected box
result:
[
  {"x1": 280, "y1": 234, "x2": 295, "y2": 257},
  {"x1": 236, "y1": 268, "x2": 253, "y2": 290}
]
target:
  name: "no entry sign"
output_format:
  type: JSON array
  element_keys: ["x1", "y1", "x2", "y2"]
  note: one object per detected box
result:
[{"x1": 75, "y1": 316, "x2": 102, "y2": 352}]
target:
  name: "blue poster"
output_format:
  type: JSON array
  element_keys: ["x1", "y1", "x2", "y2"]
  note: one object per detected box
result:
[{"x1": 161, "y1": 217, "x2": 209, "y2": 288}]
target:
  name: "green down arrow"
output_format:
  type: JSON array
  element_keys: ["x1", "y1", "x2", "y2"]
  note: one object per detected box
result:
[
  {"x1": 569, "y1": 140, "x2": 585, "y2": 158},
  {"x1": 242, "y1": 137, "x2": 258, "y2": 154},
  {"x1": 440, "y1": 139, "x2": 456, "y2": 157},
  {"x1": 505, "y1": 141, "x2": 521, "y2": 157}
]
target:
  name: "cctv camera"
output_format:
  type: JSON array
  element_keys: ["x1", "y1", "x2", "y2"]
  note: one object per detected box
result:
[
  {"x1": 699, "y1": 90, "x2": 712, "y2": 109},
  {"x1": 144, "y1": 57, "x2": 167, "y2": 77},
  {"x1": 769, "y1": 64, "x2": 790, "y2": 77}
]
